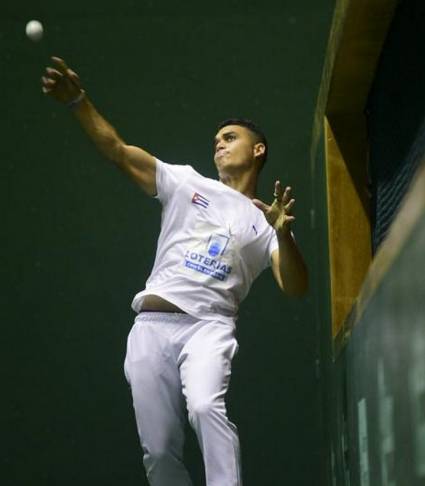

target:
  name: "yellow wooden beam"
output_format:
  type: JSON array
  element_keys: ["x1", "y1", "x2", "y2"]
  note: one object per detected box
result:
[
  {"x1": 312, "y1": 0, "x2": 398, "y2": 338},
  {"x1": 325, "y1": 115, "x2": 371, "y2": 338}
]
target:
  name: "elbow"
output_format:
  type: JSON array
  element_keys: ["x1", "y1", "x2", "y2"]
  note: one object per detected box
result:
[{"x1": 109, "y1": 139, "x2": 126, "y2": 164}]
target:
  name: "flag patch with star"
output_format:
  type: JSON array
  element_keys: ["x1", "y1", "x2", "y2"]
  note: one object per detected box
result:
[{"x1": 192, "y1": 192, "x2": 210, "y2": 208}]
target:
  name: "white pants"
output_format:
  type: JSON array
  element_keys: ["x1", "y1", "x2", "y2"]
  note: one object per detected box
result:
[{"x1": 124, "y1": 312, "x2": 242, "y2": 486}]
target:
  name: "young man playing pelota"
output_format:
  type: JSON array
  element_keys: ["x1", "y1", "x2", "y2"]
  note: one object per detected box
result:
[{"x1": 41, "y1": 56, "x2": 308, "y2": 486}]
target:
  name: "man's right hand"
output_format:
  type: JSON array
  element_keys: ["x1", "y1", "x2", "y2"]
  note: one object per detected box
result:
[{"x1": 41, "y1": 56, "x2": 83, "y2": 105}]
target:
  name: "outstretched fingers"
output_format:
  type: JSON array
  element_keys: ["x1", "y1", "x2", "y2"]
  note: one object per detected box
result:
[
  {"x1": 281, "y1": 185, "x2": 292, "y2": 206},
  {"x1": 284, "y1": 198, "x2": 295, "y2": 214},
  {"x1": 274, "y1": 181, "x2": 292, "y2": 205},
  {"x1": 273, "y1": 180, "x2": 283, "y2": 199}
]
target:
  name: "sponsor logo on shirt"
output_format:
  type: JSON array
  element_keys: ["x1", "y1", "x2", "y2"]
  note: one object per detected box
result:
[
  {"x1": 184, "y1": 233, "x2": 232, "y2": 281},
  {"x1": 206, "y1": 233, "x2": 229, "y2": 256},
  {"x1": 192, "y1": 192, "x2": 209, "y2": 209}
]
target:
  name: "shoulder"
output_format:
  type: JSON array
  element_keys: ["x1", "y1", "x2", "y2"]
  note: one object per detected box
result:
[
  {"x1": 157, "y1": 158, "x2": 212, "y2": 182},
  {"x1": 155, "y1": 157, "x2": 194, "y2": 175}
]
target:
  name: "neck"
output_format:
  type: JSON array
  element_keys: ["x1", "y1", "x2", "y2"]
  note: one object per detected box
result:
[{"x1": 219, "y1": 170, "x2": 258, "y2": 199}]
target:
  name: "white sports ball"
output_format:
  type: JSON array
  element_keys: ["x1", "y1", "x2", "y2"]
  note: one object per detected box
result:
[{"x1": 25, "y1": 20, "x2": 44, "y2": 42}]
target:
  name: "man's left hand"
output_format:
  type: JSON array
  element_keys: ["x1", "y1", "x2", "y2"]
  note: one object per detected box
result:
[{"x1": 252, "y1": 181, "x2": 295, "y2": 238}]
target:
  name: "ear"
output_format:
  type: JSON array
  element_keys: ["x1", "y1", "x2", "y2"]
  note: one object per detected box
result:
[{"x1": 253, "y1": 142, "x2": 266, "y2": 159}]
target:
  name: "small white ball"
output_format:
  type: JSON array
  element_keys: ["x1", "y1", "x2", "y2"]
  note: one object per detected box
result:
[{"x1": 25, "y1": 20, "x2": 44, "y2": 42}]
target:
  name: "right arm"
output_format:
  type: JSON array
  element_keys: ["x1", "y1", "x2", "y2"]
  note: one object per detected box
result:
[{"x1": 41, "y1": 56, "x2": 156, "y2": 196}]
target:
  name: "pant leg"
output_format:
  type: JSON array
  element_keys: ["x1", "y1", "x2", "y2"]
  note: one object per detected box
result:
[
  {"x1": 178, "y1": 322, "x2": 242, "y2": 486},
  {"x1": 124, "y1": 317, "x2": 193, "y2": 486}
]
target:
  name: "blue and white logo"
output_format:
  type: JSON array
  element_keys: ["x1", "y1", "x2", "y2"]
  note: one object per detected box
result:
[
  {"x1": 207, "y1": 233, "x2": 229, "y2": 257},
  {"x1": 183, "y1": 232, "x2": 232, "y2": 281}
]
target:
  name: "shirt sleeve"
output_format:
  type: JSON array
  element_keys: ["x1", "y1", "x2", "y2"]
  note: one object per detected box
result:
[
  {"x1": 267, "y1": 229, "x2": 279, "y2": 266},
  {"x1": 266, "y1": 230, "x2": 296, "y2": 266},
  {"x1": 154, "y1": 158, "x2": 192, "y2": 205}
]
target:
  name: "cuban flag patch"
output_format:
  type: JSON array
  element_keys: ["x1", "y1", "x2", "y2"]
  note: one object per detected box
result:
[{"x1": 192, "y1": 192, "x2": 210, "y2": 209}]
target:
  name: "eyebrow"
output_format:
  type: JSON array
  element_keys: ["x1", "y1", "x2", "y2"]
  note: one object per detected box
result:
[{"x1": 213, "y1": 130, "x2": 238, "y2": 145}]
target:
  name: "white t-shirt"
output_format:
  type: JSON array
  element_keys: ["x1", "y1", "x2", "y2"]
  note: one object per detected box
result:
[{"x1": 131, "y1": 158, "x2": 279, "y2": 326}]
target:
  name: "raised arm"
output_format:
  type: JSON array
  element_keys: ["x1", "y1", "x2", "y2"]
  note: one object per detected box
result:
[
  {"x1": 253, "y1": 181, "x2": 308, "y2": 297},
  {"x1": 41, "y1": 56, "x2": 156, "y2": 196}
]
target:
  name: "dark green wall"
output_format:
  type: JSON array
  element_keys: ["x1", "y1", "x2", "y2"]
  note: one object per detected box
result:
[
  {"x1": 2, "y1": 2, "x2": 334, "y2": 484},
  {"x1": 344, "y1": 214, "x2": 425, "y2": 486}
]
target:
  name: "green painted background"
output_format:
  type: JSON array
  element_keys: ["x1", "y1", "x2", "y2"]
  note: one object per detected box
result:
[{"x1": 2, "y1": 1, "x2": 334, "y2": 484}]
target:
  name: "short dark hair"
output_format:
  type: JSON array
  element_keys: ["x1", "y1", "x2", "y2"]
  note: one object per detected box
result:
[{"x1": 217, "y1": 118, "x2": 268, "y2": 167}]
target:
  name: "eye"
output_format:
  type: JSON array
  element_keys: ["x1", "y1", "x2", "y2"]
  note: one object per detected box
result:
[{"x1": 226, "y1": 134, "x2": 236, "y2": 142}]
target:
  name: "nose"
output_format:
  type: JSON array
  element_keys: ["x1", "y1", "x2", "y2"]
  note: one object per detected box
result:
[{"x1": 216, "y1": 141, "x2": 225, "y2": 152}]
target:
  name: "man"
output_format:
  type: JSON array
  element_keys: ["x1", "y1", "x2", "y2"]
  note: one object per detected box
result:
[{"x1": 42, "y1": 57, "x2": 308, "y2": 486}]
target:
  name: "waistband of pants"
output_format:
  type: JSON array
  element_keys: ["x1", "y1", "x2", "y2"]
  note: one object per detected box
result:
[{"x1": 136, "y1": 311, "x2": 199, "y2": 324}]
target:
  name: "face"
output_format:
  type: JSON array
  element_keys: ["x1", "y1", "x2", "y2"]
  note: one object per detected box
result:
[{"x1": 213, "y1": 125, "x2": 264, "y2": 176}]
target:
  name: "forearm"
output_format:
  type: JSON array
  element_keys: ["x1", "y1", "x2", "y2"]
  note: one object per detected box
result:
[
  {"x1": 277, "y1": 231, "x2": 308, "y2": 296},
  {"x1": 72, "y1": 95, "x2": 124, "y2": 162}
]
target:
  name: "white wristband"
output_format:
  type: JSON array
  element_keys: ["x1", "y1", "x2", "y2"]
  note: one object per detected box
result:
[{"x1": 67, "y1": 90, "x2": 86, "y2": 109}]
